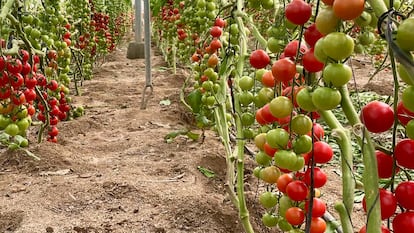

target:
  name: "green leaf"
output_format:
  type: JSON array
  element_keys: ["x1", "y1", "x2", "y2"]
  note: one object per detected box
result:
[
  {"x1": 150, "y1": 0, "x2": 167, "y2": 16},
  {"x1": 186, "y1": 131, "x2": 200, "y2": 140},
  {"x1": 197, "y1": 166, "x2": 215, "y2": 178},
  {"x1": 187, "y1": 89, "x2": 202, "y2": 113},
  {"x1": 159, "y1": 99, "x2": 171, "y2": 106}
]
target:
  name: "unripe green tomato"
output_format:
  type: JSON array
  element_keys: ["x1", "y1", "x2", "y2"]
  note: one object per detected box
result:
[
  {"x1": 291, "y1": 114, "x2": 312, "y2": 135},
  {"x1": 312, "y1": 87, "x2": 342, "y2": 111},
  {"x1": 255, "y1": 69, "x2": 266, "y2": 82},
  {"x1": 406, "y1": 119, "x2": 414, "y2": 140},
  {"x1": 396, "y1": 18, "x2": 414, "y2": 51},
  {"x1": 266, "y1": 128, "x2": 289, "y2": 149},
  {"x1": 315, "y1": 6, "x2": 340, "y2": 35},
  {"x1": 322, "y1": 32, "x2": 354, "y2": 61},
  {"x1": 398, "y1": 63, "x2": 414, "y2": 85},
  {"x1": 259, "y1": 191, "x2": 278, "y2": 208},
  {"x1": 255, "y1": 151, "x2": 272, "y2": 166},
  {"x1": 261, "y1": 0, "x2": 274, "y2": 9},
  {"x1": 239, "y1": 76, "x2": 254, "y2": 91},
  {"x1": 402, "y1": 86, "x2": 414, "y2": 112},
  {"x1": 293, "y1": 135, "x2": 312, "y2": 154},
  {"x1": 323, "y1": 63, "x2": 352, "y2": 87},
  {"x1": 241, "y1": 112, "x2": 255, "y2": 126},
  {"x1": 243, "y1": 128, "x2": 255, "y2": 139},
  {"x1": 238, "y1": 91, "x2": 254, "y2": 106},
  {"x1": 296, "y1": 88, "x2": 317, "y2": 112},
  {"x1": 253, "y1": 166, "x2": 263, "y2": 178},
  {"x1": 5, "y1": 123, "x2": 20, "y2": 136},
  {"x1": 355, "y1": 11, "x2": 372, "y2": 27},
  {"x1": 261, "y1": 213, "x2": 279, "y2": 227},
  {"x1": 267, "y1": 37, "x2": 283, "y2": 53},
  {"x1": 314, "y1": 38, "x2": 328, "y2": 63},
  {"x1": 278, "y1": 219, "x2": 293, "y2": 232}
]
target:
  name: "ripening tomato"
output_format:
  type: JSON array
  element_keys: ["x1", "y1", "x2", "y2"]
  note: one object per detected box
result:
[
  {"x1": 277, "y1": 173, "x2": 293, "y2": 193},
  {"x1": 269, "y1": 96, "x2": 293, "y2": 119},
  {"x1": 285, "y1": 0, "x2": 312, "y2": 25},
  {"x1": 395, "y1": 181, "x2": 414, "y2": 210},
  {"x1": 250, "y1": 49, "x2": 270, "y2": 69},
  {"x1": 362, "y1": 188, "x2": 397, "y2": 220},
  {"x1": 261, "y1": 104, "x2": 279, "y2": 123},
  {"x1": 333, "y1": 0, "x2": 365, "y2": 20},
  {"x1": 261, "y1": 70, "x2": 276, "y2": 87},
  {"x1": 395, "y1": 139, "x2": 414, "y2": 169},
  {"x1": 315, "y1": 6, "x2": 340, "y2": 35},
  {"x1": 360, "y1": 101, "x2": 394, "y2": 133},
  {"x1": 260, "y1": 166, "x2": 281, "y2": 184}
]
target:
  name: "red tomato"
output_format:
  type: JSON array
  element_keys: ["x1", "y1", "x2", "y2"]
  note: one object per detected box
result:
[
  {"x1": 304, "y1": 23, "x2": 324, "y2": 47},
  {"x1": 304, "y1": 167, "x2": 327, "y2": 188},
  {"x1": 209, "y1": 38, "x2": 222, "y2": 51},
  {"x1": 393, "y1": 212, "x2": 414, "y2": 233},
  {"x1": 303, "y1": 48, "x2": 324, "y2": 72},
  {"x1": 311, "y1": 123, "x2": 325, "y2": 141},
  {"x1": 395, "y1": 181, "x2": 414, "y2": 210},
  {"x1": 261, "y1": 104, "x2": 279, "y2": 123},
  {"x1": 263, "y1": 142, "x2": 277, "y2": 157},
  {"x1": 250, "y1": 49, "x2": 270, "y2": 69},
  {"x1": 395, "y1": 139, "x2": 414, "y2": 169},
  {"x1": 285, "y1": 0, "x2": 312, "y2": 25},
  {"x1": 285, "y1": 207, "x2": 305, "y2": 225},
  {"x1": 397, "y1": 101, "x2": 414, "y2": 126},
  {"x1": 255, "y1": 108, "x2": 269, "y2": 125},
  {"x1": 362, "y1": 188, "x2": 397, "y2": 220},
  {"x1": 305, "y1": 198, "x2": 326, "y2": 218},
  {"x1": 214, "y1": 17, "x2": 226, "y2": 28},
  {"x1": 286, "y1": 180, "x2": 308, "y2": 201},
  {"x1": 359, "y1": 225, "x2": 390, "y2": 233},
  {"x1": 360, "y1": 101, "x2": 394, "y2": 133},
  {"x1": 271, "y1": 58, "x2": 297, "y2": 82},
  {"x1": 210, "y1": 26, "x2": 222, "y2": 38},
  {"x1": 310, "y1": 217, "x2": 326, "y2": 233},
  {"x1": 310, "y1": 141, "x2": 333, "y2": 164},
  {"x1": 376, "y1": 151, "x2": 397, "y2": 179},
  {"x1": 284, "y1": 40, "x2": 309, "y2": 58}
]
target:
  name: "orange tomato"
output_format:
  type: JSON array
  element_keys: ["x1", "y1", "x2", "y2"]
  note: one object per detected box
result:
[{"x1": 333, "y1": 0, "x2": 365, "y2": 20}]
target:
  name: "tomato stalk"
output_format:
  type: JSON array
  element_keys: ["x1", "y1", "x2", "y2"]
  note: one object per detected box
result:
[
  {"x1": 0, "y1": 0, "x2": 14, "y2": 23},
  {"x1": 319, "y1": 110, "x2": 354, "y2": 233},
  {"x1": 366, "y1": 0, "x2": 388, "y2": 20},
  {"x1": 338, "y1": 85, "x2": 381, "y2": 233},
  {"x1": 232, "y1": 1, "x2": 254, "y2": 231}
]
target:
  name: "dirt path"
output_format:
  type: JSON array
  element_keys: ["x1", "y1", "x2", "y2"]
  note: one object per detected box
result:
[{"x1": 0, "y1": 44, "x2": 248, "y2": 233}]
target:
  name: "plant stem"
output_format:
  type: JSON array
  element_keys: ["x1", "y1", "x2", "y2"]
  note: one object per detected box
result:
[
  {"x1": 319, "y1": 111, "x2": 354, "y2": 233},
  {"x1": 339, "y1": 85, "x2": 381, "y2": 233}
]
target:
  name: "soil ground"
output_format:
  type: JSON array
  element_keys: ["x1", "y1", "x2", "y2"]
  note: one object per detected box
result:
[{"x1": 0, "y1": 41, "x2": 393, "y2": 233}]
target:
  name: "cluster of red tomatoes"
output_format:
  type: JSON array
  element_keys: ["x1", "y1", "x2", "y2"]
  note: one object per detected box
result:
[{"x1": 0, "y1": 48, "x2": 70, "y2": 144}]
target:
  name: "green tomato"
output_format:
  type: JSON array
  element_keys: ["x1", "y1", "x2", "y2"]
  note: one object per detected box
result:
[
  {"x1": 278, "y1": 218, "x2": 293, "y2": 231},
  {"x1": 241, "y1": 112, "x2": 255, "y2": 126},
  {"x1": 396, "y1": 18, "x2": 414, "y2": 51},
  {"x1": 261, "y1": 0, "x2": 274, "y2": 9},
  {"x1": 5, "y1": 123, "x2": 20, "y2": 136},
  {"x1": 239, "y1": 76, "x2": 254, "y2": 91},
  {"x1": 406, "y1": 119, "x2": 414, "y2": 140},
  {"x1": 274, "y1": 150, "x2": 297, "y2": 170},
  {"x1": 323, "y1": 63, "x2": 352, "y2": 87},
  {"x1": 257, "y1": 87, "x2": 274, "y2": 104},
  {"x1": 358, "y1": 31, "x2": 375, "y2": 45},
  {"x1": 296, "y1": 88, "x2": 317, "y2": 112},
  {"x1": 259, "y1": 192, "x2": 278, "y2": 208},
  {"x1": 0, "y1": 115, "x2": 12, "y2": 130},
  {"x1": 255, "y1": 151, "x2": 272, "y2": 166},
  {"x1": 278, "y1": 195, "x2": 293, "y2": 217},
  {"x1": 322, "y1": 32, "x2": 354, "y2": 61},
  {"x1": 269, "y1": 96, "x2": 293, "y2": 118},
  {"x1": 314, "y1": 38, "x2": 328, "y2": 63},
  {"x1": 289, "y1": 156, "x2": 305, "y2": 171},
  {"x1": 291, "y1": 114, "x2": 312, "y2": 135},
  {"x1": 266, "y1": 128, "x2": 289, "y2": 149},
  {"x1": 312, "y1": 87, "x2": 342, "y2": 110},
  {"x1": 267, "y1": 37, "x2": 283, "y2": 53},
  {"x1": 261, "y1": 213, "x2": 279, "y2": 227},
  {"x1": 255, "y1": 69, "x2": 266, "y2": 82},
  {"x1": 293, "y1": 135, "x2": 313, "y2": 154},
  {"x1": 253, "y1": 166, "x2": 263, "y2": 178},
  {"x1": 398, "y1": 63, "x2": 414, "y2": 85},
  {"x1": 355, "y1": 11, "x2": 372, "y2": 27},
  {"x1": 238, "y1": 91, "x2": 254, "y2": 106},
  {"x1": 402, "y1": 86, "x2": 414, "y2": 112},
  {"x1": 16, "y1": 118, "x2": 30, "y2": 132}
]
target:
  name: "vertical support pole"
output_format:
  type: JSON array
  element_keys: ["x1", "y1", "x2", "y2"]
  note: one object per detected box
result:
[
  {"x1": 135, "y1": 0, "x2": 142, "y2": 42},
  {"x1": 140, "y1": 0, "x2": 153, "y2": 109}
]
